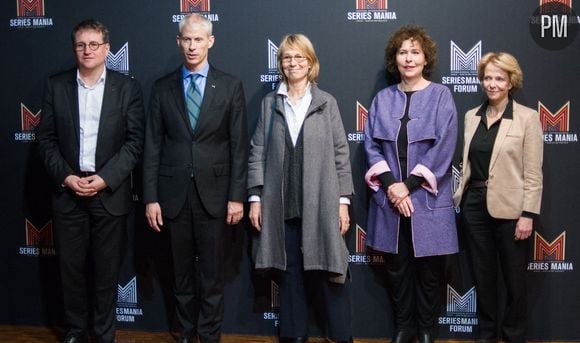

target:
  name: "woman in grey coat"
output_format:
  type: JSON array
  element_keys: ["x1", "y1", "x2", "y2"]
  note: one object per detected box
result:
[{"x1": 247, "y1": 33, "x2": 354, "y2": 343}]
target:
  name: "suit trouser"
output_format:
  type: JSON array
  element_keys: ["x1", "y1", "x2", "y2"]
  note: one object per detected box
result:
[
  {"x1": 53, "y1": 195, "x2": 125, "y2": 343},
  {"x1": 166, "y1": 180, "x2": 225, "y2": 343},
  {"x1": 460, "y1": 188, "x2": 527, "y2": 343},
  {"x1": 277, "y1": 218, "x2": 352, "y2": 341},
  {"x1": 385, "y1": 216, "x2": 443, "y2": 335}
]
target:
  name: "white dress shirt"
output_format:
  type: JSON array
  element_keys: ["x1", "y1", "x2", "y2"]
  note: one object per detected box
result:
[
  {"x1": 77, "y1": 68, "x2": 106, "y2": 172},
  {"x1": 278, "y1": 81, "x2": 312, "y2": 147}
]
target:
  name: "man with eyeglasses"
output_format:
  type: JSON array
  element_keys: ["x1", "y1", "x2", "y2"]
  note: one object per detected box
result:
[
  {"x1": 37, "y1": 19, "x2": 144, "y2": 343},
  {"x1": 143, "y1": 13, "x2": 247, "y2": 343}
]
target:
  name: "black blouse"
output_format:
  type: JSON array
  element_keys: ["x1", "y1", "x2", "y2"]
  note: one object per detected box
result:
[
  {"x1": 467, "y1": 99, "x2": 513, "y2": 181},
  {"x1": 377, "y1": 91, "x2": 424, "y2": 191},
  {"x1": 467, "y1": 98, "x2": 534, "y2": 219}
]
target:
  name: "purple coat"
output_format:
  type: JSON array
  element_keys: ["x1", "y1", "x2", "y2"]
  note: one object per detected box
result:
[{"x1": 364, "y1": 83, "x2": 458, "y2": 257}]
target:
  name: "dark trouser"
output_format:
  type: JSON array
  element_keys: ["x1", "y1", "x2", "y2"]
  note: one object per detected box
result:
[
  {"x1": 53, "y1": 196, "x2": 125, "y2": 343},
  {"x1": 460, "y1": 188, "x2": 527, "y2": 343},
  {"x1": 385, "y1": 216, "x2": 443, "y2": 336},
  {"x1": 166, "y1": 180, "x2": 225, "y2": 343},
  {"x1": 277, "y1": 218, "x2": 352, "y2": 341}
]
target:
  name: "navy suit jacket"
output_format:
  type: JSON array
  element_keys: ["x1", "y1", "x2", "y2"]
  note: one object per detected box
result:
[{"x1": 142, "y1": 65, "x2": 248, "y2": 218}]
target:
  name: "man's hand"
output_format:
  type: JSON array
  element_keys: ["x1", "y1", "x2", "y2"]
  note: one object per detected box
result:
[
  {"x1": 146, "y1": 202, "x2": 164, "y2": 232},
  {"x1": 63, "y1": 175, "x2": 84, "y2": 193},
  {"x1": 249, "y1": 202, "x2": 262, "y2": 231},
  {"x1": 77, "y1": 174, "x2": 107, "y2": 196},
  {"x1": 227, "y1": 201, "x2": 243, "y2": 225},
  {"x1": 64, "y1": 174, "x2": 106, "y2": 197}
]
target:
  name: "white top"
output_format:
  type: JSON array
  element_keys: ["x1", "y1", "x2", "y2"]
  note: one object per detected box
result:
[
  {"x1": 278, "y1": 81, "x2": 312, "y2": 147},
  {"x1": 77, "y1": 68, "x2": 106, "y2": 172}
]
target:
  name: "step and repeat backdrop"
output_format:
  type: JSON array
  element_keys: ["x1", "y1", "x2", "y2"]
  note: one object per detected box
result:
[{"x1": 1, "y1": 0, "x2": 579, "y2": 340}]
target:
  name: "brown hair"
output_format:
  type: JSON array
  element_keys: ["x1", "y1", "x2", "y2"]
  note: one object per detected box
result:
[
  {"x1": 384, "y1": 25, "x2": 437, "y2": 79},
  {"x1": 71, "y1": 19, "x2": 109, "y2": 46}
]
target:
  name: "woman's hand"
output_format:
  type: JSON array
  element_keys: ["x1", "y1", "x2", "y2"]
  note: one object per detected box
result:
[
  {"x1": 339, "y1": 204, "x2": 350, "y2": 235},
  {"x1": 387, "y1": 182, "x2": 410, "y2": 207},
  {"x1": 249, "y1": 202, "x2": 262, "y2": 231},
  {"x1": 515, "y1": 216, "x2": 533, "y2": 240},
  {"x1": 396, "y1": 196, "x2": 415, "y2": 217}
]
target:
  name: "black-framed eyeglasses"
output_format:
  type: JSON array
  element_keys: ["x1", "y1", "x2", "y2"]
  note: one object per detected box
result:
[{"x1": 74, "y1": 41, "x2": 107, "y2": 51}]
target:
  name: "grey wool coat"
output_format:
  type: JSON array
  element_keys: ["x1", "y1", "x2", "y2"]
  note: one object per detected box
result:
[{"x1": 247, "y1": 84, "x2": 354, "y2": 283}]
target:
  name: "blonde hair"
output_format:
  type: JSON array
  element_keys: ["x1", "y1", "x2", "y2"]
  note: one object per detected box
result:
[
  {"x1": 477, "y1": 52, "x2": 523, "y2": 92},
  {"x1": 277, "y1": 33, "x2": 320, "y2": 83}
]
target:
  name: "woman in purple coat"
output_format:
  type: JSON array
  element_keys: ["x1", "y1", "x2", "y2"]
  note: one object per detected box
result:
[{"x1": 364, "y1": 26, "x2": 458, "y2": 343}]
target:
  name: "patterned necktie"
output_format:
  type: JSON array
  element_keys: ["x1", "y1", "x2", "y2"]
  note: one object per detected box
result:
[{"x1": 186, "y1": 73, "x2": 202, "y2": 131}]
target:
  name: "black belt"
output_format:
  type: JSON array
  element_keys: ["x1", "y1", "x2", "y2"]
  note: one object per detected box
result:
[
  {"x1": 468, "y1": 180, "x2": 488, "y2": 188},
  {"x1": 77, "y1": 171, "x2": 96, "y2": 177}
]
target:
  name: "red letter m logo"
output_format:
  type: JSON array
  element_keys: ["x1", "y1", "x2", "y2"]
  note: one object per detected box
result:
[
  {"x1": 25, "y1": 219, "x2": 53, "y2": 247},
  {"x1": 534, "y1": 231, "x2": 565, "y2": 261},
  {"x1": 356, "y1": 102, "x2": 368, "y2": 132},
  {"x1": 356, "y1": 0, "x2": 387, "y2": 10},
  {"x1": 21, "y1": 103, "x2": 41, "y2": 131},
  {"x1": 356, "y1": 225, "x2": 367, "y2": 254},
  {"x1": 539, "y1": 101, "x2": 570, "y2": 132},
  {"x1": 17, "y1": 0, "x2": 44, "y2": 17},
  {"x1": 181, "y1": 0, "x2": 210, "y2": 12}
]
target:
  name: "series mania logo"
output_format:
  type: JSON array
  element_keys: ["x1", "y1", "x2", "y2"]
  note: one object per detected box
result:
[
  {"x1": 15, "y1": 103, "x2": 41, "y2": 142},
  {"x1": 441, "y1": 41, "x2": 481, "y2": 93},
  {"x1": 262, "y1": 281, "x2": 280, "y2": 327},
  {"x1": 116, "y1": 276, "x2": 144, "y2": 323},
  {"x1": 349, "y1": 225, "x2": 385, "y2": 265},
  {"x1": 172, "y1": 0, "x2": 219, "y2": 23},
  {"x1": 19, "y1": 219, "x2": 55, "y2": 257},
  {"x1": 540, "y1": 101, "x2": 578, "y2": 143},
  {"x1": 438, "y1": 285, "x2": 478, "y2": 333},
  {"x1": 347, "y1": 0, "x2": 397, "y2": 22},
  {"x1": 347, "y1": 102, "x2": 368, "y2": 143},
  {"x1": 9, "y1": 0, "x2": 53, "y2": 28},
  {"x1": 259, "y1": 39, "x2": 281, "y2": 89},
  {"x1": 452, "y1": 165, "x2": 462, "y2": 195},
  {"x1": 528, "y1": 231, "x2": 574, "y2": 272},
  {"x1": 106, "y1": 42, "x2": 130, "y2": 75},
  {"x1": 452, "y1": 165, "x2": 462, "y2": 213},
  {"x1": 540, "y1": 0, "x2": 572, "y2": 13}
]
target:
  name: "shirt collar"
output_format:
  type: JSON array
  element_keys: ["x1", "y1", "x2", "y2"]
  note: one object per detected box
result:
[
  {"x1": 475, "y1": 96, "x2": 514, "y2": 120},
  {"x1": 76, "y1": 68, "x2": 107, "y2": 88},
  {"x1": 182, "y1": 62, "x2": 210, "y2": 80},
  {"x1": 277, "y1": 81, "x2": 311, "y2": 99}
]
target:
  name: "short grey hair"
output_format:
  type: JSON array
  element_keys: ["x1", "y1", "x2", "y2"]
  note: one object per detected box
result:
[{"x1": 178, "y1": 13, "x2": 212, "y2": 36}]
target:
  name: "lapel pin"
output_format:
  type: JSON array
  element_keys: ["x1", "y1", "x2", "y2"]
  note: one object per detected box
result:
[{"x1": 211, "y1": 84, "x2": 216, "y2": 88}]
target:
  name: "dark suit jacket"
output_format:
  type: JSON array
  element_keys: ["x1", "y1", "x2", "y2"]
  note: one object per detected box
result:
[
  {"x1": 37, "y1": 68, "x2": 145, "y2": 216},
  {"x1": 142, "y1": 66, "x2": 248, "y2": 219}
]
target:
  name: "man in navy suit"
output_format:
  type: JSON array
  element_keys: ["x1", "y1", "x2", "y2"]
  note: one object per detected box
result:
[
  {"x1": 37, "y1": 19, "x2": 145, "y2": 343},
  {"x1": 142, "y1": 13, "x2": 247, "y2": 343}
]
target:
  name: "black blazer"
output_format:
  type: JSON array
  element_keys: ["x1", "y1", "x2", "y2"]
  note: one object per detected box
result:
[
  {"x1": 142, "y1": 66, "x2": 248, "y2": 219},
  {"x1": 37, "y1": 68, "x2": 145, "y2": 216}
]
